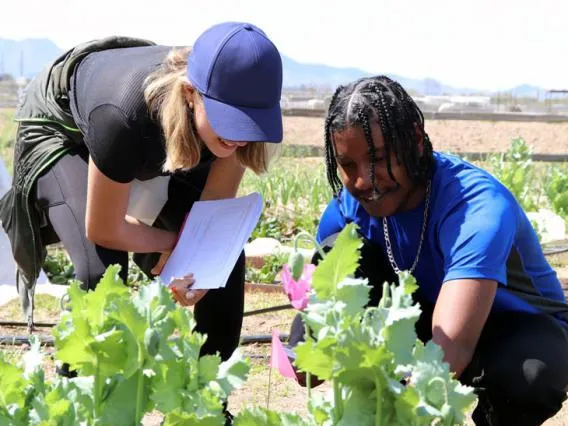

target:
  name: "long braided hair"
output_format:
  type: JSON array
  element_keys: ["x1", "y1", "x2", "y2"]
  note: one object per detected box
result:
[{"x1": 324, "y1": 75, "x2": 434, "y2": 196}]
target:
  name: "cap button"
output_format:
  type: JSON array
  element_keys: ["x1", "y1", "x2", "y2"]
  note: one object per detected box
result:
[{"x1": 243, "y1": 24, "x2": 253, "y2": 30}]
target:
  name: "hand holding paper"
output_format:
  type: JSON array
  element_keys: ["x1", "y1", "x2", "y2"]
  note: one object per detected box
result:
[
  {"x1": 169, "y1": 274, "x2": 208, "y2": 306},
  {"x1": 160, "y1": 192, "x2": 263, "y2": 290}
]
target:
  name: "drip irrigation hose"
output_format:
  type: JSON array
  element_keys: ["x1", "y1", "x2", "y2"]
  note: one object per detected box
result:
[
  {"x1": 0, "y1": 303, "x2": 293, "y2": 330},
  {"x1": 240, "y1": 334, "x2": 289, "y2": 345},
  {"x1": 243, "y1": 303, "x2": 292, "y2": 317},
  {"x1": 0, "y1": 303, "x2": 294, "y2": 347},
  {"x1": 0, "y1": 333, "x2": 289, "y2": 348},
  {"x1": 0, "y1": 321, "x2": 56, "y2": 328}
]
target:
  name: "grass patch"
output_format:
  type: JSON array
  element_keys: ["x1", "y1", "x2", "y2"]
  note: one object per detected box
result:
[
  {"x1": 0, "y1": 108, "x2": 16, "y2": 175},
  {"x1": 0, "y1": 293, "x2": 61, "y2": 322}
]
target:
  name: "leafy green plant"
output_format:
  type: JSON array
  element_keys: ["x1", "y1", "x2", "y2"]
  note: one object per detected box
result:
[
  {"x1": 544, "y1": 166, "x2": 568, "y2": 221},
  {"x1": 0, "y1": 108, "x2": 17, "y2": 174},
  {"x1": 0, "y1": 265, "x2": 250, "y2": 425},
  {"x1": 43, "y1": 249, "x2": 152, "y2": 287},
  {"x1": 241, "y1": 161, "x2": 332, "y2": 242},
  {"x1": 487, "y1": 137, "x2": 538, "y2": 212},
  {"x1": 251, "y1": 212, "x2": 287, "y2": 241},
  {"x1": 246, "y1": 252, "x2": 288, "y2": 284},
  {"x1": 239, "y1": 224, "x2": 477, "y2": 425},
  {"x1": 43, "y1": 249, "x2": 75, "y2": 285}
]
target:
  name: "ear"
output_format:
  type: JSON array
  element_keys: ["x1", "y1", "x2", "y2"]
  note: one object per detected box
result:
[
  {"x1": 414, "y1": 122, "x2": 424, "y2": 157},
  {"x1": 183, "y1": 83, "x2": 197, "y2": 109}
]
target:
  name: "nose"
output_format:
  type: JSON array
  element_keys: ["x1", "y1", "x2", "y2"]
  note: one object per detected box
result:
[
  {"x1": 233, "y1": 141, "x2": 248, "y2": 147},
  {"x1": 353, "y1": 165, "x2": 373, "y2": 192}
]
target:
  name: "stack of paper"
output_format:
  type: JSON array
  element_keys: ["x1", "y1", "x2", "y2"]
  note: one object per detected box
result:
[{"x1": 160, "y1": 192, "x2": 263, "y2": 289}]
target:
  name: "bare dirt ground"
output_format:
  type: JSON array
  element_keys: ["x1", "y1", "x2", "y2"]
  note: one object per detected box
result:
[
  {"x1": 2, "y1": 109, "x2": 568, "y2": 155},
  {"x1": 283, "y1": 116, "x2": 568, "y2": 154}
]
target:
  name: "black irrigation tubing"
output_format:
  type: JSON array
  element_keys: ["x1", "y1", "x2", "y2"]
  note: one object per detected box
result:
[
  {"x1": 0, "y1": 303, "x2": 294, "y2": 347},
  {"x1": 243, "y1": 303, "x2": 292, "y2": 317},
  {"x1": 0, "y1": 303, "x2": 294, "y2": 330},
  {"x1": 0, "y1": 333, "x2": 287, "y2": 348},
  {"x1": 0, "y1": 321, "x2": 56, "y2": 328},
  {"x1": 240, "y1": 334, "x2": 289, "y2": 345}
]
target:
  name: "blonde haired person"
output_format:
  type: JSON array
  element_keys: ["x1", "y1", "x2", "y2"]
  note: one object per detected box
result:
[{"x1": 0, "y1": 23, "x2": 283, "y2": 380}]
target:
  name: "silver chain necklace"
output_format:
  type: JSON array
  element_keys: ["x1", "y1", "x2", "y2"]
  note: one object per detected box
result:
[{"x1": 382, "y1": 180, "x2": 432, "y2": 274}]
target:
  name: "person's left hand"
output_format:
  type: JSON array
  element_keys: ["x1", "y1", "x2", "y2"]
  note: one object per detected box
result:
[{"x1": 169, "y1": 274, "x2": 208, "y2": 306}]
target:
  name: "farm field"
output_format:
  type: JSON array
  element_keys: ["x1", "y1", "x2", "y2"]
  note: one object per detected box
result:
[
  {"x1": 282, "y1": 116, "x2": 568, "y2": 154},
  {"x1": 0, "y1": 109, "x2": 567, "y2": 424}
]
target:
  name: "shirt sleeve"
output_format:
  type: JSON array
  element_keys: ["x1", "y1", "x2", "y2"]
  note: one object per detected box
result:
[
  {"x1": 438, "y1": 181, "x2": 517, "y2": 286},
  {"x1": 84, "y1": 104, "x2": 142, "y2": 183},
  {"x1": 316, "y1": 197, "x2": 347, "y2": 245}
]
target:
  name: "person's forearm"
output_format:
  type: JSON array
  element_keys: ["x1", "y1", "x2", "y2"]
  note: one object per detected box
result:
[
  {"x1": 432, "y1": 334, "x2": 474, "y2": 379},
  {"x1": 89, "y1": 215, "x2": 177, "y2": 253}
]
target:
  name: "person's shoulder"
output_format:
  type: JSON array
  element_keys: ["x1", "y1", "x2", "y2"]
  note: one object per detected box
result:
[
  {"x1": 431, "y1": 152, "x2": 518, "y2": 215},
  {"x1": 85, "y1": 44, "x2": 171, "y2": 63},
  {"x1": 434, "y1": 152, "x2": 511, "y2": 197},
  {"x1": 78, "y1": 45, "x2": 171, "y2": 117}
]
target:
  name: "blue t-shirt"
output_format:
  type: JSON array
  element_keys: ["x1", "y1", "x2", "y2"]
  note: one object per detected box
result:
[{"x1": 317, "y1": 152, "x2": 568, "y2": 321}]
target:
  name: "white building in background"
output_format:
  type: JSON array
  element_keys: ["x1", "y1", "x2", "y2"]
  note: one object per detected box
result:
[
  {"x1": 281, "y1": 92, "x2": 498, "y2": 114},
  {"x1": 413, "y1": 95, "x2": 494, "y2": 113},
  {"x1": 306, "y1": 99, "x2": 325, "y2": 109}
]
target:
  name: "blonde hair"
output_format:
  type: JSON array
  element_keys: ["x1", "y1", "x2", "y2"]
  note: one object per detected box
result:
[{"x1": 144, "y1": 47, "x2": 273, "y2": 174}]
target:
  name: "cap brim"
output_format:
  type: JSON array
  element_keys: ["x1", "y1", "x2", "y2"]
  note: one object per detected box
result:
[{"x1": 201, "y1": 95, "x2": 283, "y2": 143}]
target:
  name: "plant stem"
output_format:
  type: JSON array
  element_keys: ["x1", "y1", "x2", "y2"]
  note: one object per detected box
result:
[
  {"x1": 94, "y1": 356, "x2": 101, "y2": 422},
  {"x1": 303, "y1": 322, "x2": 312, "y2": 400},
  {"x1": 294, "y1": 231, "x2": 327, "y2": 260},
  {"x1": 135, "y1": 370, "x2": 144, "y2": 423},
  {"x1": 333, "y1": 379, "x2": 343, "y2": 424},
  {"x1": 375, "y1": 375, "x2": 383, "y2": 426}
]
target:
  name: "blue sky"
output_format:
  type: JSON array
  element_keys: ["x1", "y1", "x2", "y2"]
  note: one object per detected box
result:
[{"x1": 3, "y1": 0, "x2": 567, "y2": 91}]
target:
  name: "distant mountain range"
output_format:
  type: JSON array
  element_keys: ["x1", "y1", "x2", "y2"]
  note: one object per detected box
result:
[
  {"x1": 0, "y1": 37, "x2": 548, "y2": 97},
  {"x1": 0, "y1": 38, "x2": 62, "y2": 80}
]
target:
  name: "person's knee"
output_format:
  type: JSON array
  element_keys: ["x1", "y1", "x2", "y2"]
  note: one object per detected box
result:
[
  {"x1": 518, "y1": 358, "x2": 568, "y2": 407},
  {"x1": 487, "y1": 357, "x2": 568, "y2": 413},
  {"x1": 73, "y1": 262, "x2": 106, "y2": 291}
]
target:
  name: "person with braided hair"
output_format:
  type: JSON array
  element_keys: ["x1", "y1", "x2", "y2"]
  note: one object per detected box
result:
[{"x1": 287, "y1": 75, "x2": 568, "y2": 425}]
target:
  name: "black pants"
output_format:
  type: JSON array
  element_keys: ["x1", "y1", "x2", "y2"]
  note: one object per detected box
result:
[
  {"x1": 36, "y1": 148, "x2": 245, "y2": 361},
  {"x1": 288, "y1": 236, "x2": 568, "y2": 426}
]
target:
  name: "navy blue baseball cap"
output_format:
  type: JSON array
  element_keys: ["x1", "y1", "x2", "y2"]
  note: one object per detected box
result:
[{"x1": 187, "y1": 22, "x2": 283, "y2": 143}]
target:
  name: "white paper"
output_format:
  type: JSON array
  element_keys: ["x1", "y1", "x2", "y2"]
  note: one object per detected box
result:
[{"x1": 159, "y1": 192, "x2": 263, "y2": 289}]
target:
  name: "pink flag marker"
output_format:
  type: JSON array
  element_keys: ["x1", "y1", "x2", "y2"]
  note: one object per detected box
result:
[{"x1": 270, "y1": 330, "x2": 298, "y2": 381}]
